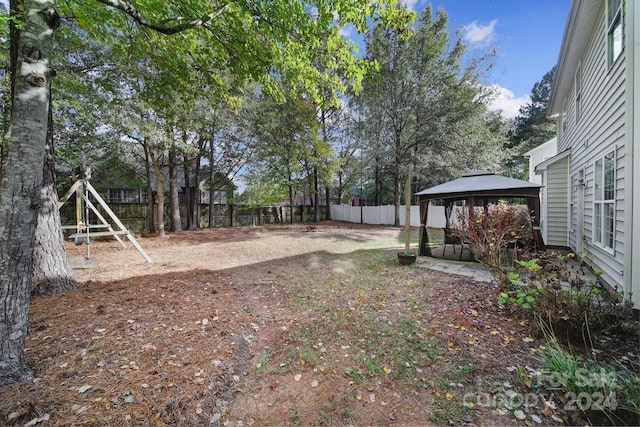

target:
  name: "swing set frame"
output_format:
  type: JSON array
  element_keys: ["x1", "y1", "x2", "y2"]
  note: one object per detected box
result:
[{"x1": 58, "y1": 177, "x2": 152, "y2": 263}]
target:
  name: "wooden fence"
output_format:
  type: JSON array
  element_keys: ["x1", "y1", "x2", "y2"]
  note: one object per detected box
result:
[{"x1": 60, "y1": 202, "x2": 328, "y2": 234}]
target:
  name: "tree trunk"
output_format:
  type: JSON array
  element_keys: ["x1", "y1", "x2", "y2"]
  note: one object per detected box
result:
[
  {"x1": 184, "y1": 161, "x2": 192, "y2": 230},
  {"x1": 208, "y1": 139, "x2": 215, "y2": 228},
  {"x1": 288, "y1": 182, "x2": 294, "y2": 224},
  {"x1": 325, "y1": 185, "x2": 331, "y2": 220},
  {"x1": 32, "y1": 89, "x2": 77, "y2": 296},
  {"x1": 0, "y1": 0, "x2": 59, "y2": 385},
  {"x1": 148, "y1": 147, "x2": 166, "y2": 238},
  {"x1": 143, "y1": 139, "x2": 155, "y2": 233},
  {"x1": 191, "y1": 150, "x2": 201, "y2": 229},
  {"x1": 313, "y1": 166, "x2": 320, "y2": 223},
  {"x1": 393, "y1": 169, "x2": 401, "y2": 226},
  {"x1": 168, "y1": 144, "x2": 181, "y2": 232}
]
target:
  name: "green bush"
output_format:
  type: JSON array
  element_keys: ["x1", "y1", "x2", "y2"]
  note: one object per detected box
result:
[{"x1": 499, "y1": 252, "x2": 634, "y2": 342}]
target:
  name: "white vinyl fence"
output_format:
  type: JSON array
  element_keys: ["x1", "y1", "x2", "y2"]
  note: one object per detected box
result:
[{"x1": 331, "y1": 204, "x2": 464, "y2": 228}]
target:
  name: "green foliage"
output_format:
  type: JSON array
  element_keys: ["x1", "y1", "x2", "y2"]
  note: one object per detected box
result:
[
  {"x1": 244, "y1": 90, "x2": 319, "y2": 206},
  {"x1": 61, "y1": 0, "x2": 414, "y2": 110},
  {"x1": 504, "y1": 67, "x2": 557, "y2": 179},
  {"x1": 239, "y1": 166, "x2": 290, "y2": 207},
  {"x1": 498, "y1": 252, "x2": 635, "y2": 343},
  {"x1": 355, "y1": 5, "x2": 502, "y2": 210},
  {"x1": 0, "y1": 4, "x2": 11, "y2": 67},
  {"x1": 541, "y1": 341, "x2": 640, "y2": 424}
]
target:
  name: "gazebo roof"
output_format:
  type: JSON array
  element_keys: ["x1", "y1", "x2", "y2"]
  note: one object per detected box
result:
[{"x1": 415, "y1": 170, "x2": 541, "y2": 200}]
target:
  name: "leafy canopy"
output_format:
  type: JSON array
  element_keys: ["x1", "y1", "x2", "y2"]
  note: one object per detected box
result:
[{"x1": 60, "y1": 0, "x2": 415, "y2": 107}]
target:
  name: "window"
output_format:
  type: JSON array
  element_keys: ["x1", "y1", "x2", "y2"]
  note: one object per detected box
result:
[
  {"x1": 575, "y1": 65, "x2": 582, "y2": 123},
  {"x1": 213, "y1": 190, "x2": 228, "y2": 205},
  {"x1": 106, "y1": 188, "x2": 142, "y2": 204},
  {"x1": 607, "y1": 0, "x2": 623, "y2": 66},
  {"x1": 593, "y1": 152, "x2": 615, "y2": 251}
]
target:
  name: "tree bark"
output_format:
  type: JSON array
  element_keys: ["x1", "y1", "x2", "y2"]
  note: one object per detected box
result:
[
  {"x1": 0, "y1": 0, "x2": 59, "y2": 385},
  {"x1": 313, "y1": 166, "x2": 320, "y2": 223},
  {"x1": 325, "y1": 185, "x2": 331, "y2": 220},
  {"x1": 208, "y1": 139, "x2": 215, "y2": 228},
  {"x1": 31, "y1": 89, "x2": 78, "y2": 296},
  {"x1": 143, "y1": 140, "x2": 155, "y2": 233},
  {"x1": 183, "y1": 160, "x2": 192, "y2": 229},
  {"x1": 148, "y1": 141, "x2": 166, "y2": 237},
  {"x1": 168, "y1": 143, "x2": 181, "y2": 232},
  {"x1": 191, "y1": 148, "x2": 201, "y2": 229}
]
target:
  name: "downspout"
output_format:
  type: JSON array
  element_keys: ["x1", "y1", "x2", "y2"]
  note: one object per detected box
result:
[{"x1": 625, "y1": 0, "x2": 640, "y2": 308}]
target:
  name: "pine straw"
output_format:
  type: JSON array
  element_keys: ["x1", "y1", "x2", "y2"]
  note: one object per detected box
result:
[{"x1": 2, "y1": 269, "x2": 255, "y2": 426}]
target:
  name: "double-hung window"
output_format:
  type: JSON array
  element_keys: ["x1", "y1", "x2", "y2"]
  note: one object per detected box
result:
[
  {"x1": 593, "y1": 152, "x2": 615, "y2": 251},
  {"x1": 607, "y1": 0, "x2": 623, "y2": 66}
]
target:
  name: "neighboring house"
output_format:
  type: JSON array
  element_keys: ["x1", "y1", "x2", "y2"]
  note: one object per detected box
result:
[
  {"x1": 524, "y1": 137, "x2": 558, "y2": 186},
  {"x1": 524, "y1": 137, "x2": 558, "y2": 244},
  {"x1": 539, "y1": 0, "x2": 639, "y2": 308},
  {"x1": 103, "y1": 167, "x2": 232, "y2": 205}
]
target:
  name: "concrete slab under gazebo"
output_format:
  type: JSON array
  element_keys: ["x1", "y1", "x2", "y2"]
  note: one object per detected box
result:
[{"x1": 415, "y1": 170, "x2": 545, "y2": 257}]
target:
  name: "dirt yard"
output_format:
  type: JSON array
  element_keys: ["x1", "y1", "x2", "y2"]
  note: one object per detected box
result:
[
  {"x1": 67, "y1": 221, "x2": 404, "y2": 283},
  {"x1": 2, "y1": 221, "x2": 627, "y2": 426}
]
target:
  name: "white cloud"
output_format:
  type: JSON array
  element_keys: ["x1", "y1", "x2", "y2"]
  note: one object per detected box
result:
[
  {"x1": 400, "y1": 0, "x2": 421, "y2": 11},
  {"x1": 488, "y1": 84, "x2": 529, "y2": 119},
  {"x1": 461, "y1": 19, "x2": 498, "y2": 45},
  {"x1": 339, "y1": 25, "x2": 353, "y2": 38}
]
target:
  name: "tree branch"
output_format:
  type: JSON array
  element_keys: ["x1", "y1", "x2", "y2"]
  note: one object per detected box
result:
[{"x1": 94, "y1": 0, "x2": 229, "y2": 35}]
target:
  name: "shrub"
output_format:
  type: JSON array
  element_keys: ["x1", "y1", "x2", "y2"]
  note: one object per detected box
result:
[
  {"x1": 499, "y1": 252, "x2": 634, "y2": 342},
  {"x1": 452, "y1": 201, "x2": 535, "y2": 282}
]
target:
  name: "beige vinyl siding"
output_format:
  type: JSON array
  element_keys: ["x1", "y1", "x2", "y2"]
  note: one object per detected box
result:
[
  {"x1": 557, "y1": 1, "x2": 626, "y2": 291},
  {"x1": 545, "y1": 157, "x2": 569, "y2": 246}
]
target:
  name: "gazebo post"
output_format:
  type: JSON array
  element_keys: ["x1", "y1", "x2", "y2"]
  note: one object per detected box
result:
[
  {"x1": 419, "y1": 199, "x2": 431, "y2": 256},
  {"x1": 527, "y1": 195, "x2": 546, "y2": 250}
]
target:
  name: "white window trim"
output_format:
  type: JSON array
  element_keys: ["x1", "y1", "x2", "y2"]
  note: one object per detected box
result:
[
  {"x1": 607, "y1": 0, "x2": 623, "y2": 67},
  {"x1": 592, "y1": 151, "x2": 616, "y2": 254}
]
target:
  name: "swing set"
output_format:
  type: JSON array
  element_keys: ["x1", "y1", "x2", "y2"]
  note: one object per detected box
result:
[{"x1": 58, "y1": 169, "x2": 152, "y2": 263}]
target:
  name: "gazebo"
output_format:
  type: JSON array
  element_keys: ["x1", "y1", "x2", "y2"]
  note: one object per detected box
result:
[{"x1": 415, "y1": 170, "x2": 545, "y2": 257}]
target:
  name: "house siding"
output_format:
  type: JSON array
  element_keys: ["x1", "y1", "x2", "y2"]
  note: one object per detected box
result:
[
  {"x1": 545, "y1": 157, "x2": 569, "y2": 247},
  {"x1": 556, "y1": 1, "x2": 629, "y2": 298},
  {"x1": 526, "y1": 138, "x2": 557, "y2": 185}
]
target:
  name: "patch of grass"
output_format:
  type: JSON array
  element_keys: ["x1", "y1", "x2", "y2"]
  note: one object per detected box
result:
[
  {"x1": 396, "y1": 227, "x2": 422, "y2": 245},
  {"x1": 254, "y1": 349, "x2": 269, "y2": 375},
  {"x1": 429, "y1": 362, "x2": 476, "y2": 424},
  {"x1": 541, "y1": 341, "x2": 640, "y2": 425},
  {"x1": 430, "y1": 394, "x2": 470, "y2": 425}
]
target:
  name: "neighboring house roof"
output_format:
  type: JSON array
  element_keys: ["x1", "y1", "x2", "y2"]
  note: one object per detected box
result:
[
  {"x1": 415, "y1": 170, "x2": 542, "y2": 200},
  {"x1": 523, "y1": 137, "x2": 557, "y2": 159},
  {"x1": 534, "y1": 149, "x2": 571, "y2": 173},
  {"x1": 548, "y1": 0, "x2": 600, "y2": 115}
]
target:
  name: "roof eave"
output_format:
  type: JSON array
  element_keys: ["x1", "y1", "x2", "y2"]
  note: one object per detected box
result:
[
  {"x1": 548, "y1": 0, "x2": 601, "y2": 116},
  {"x1": 534, "y1": 149, "x2": 571, "y2": 173}
]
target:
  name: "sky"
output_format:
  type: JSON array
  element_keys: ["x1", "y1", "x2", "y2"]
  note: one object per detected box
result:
[{"x1": 403, "y1": 0, "x2": 572, "y2": 118}]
